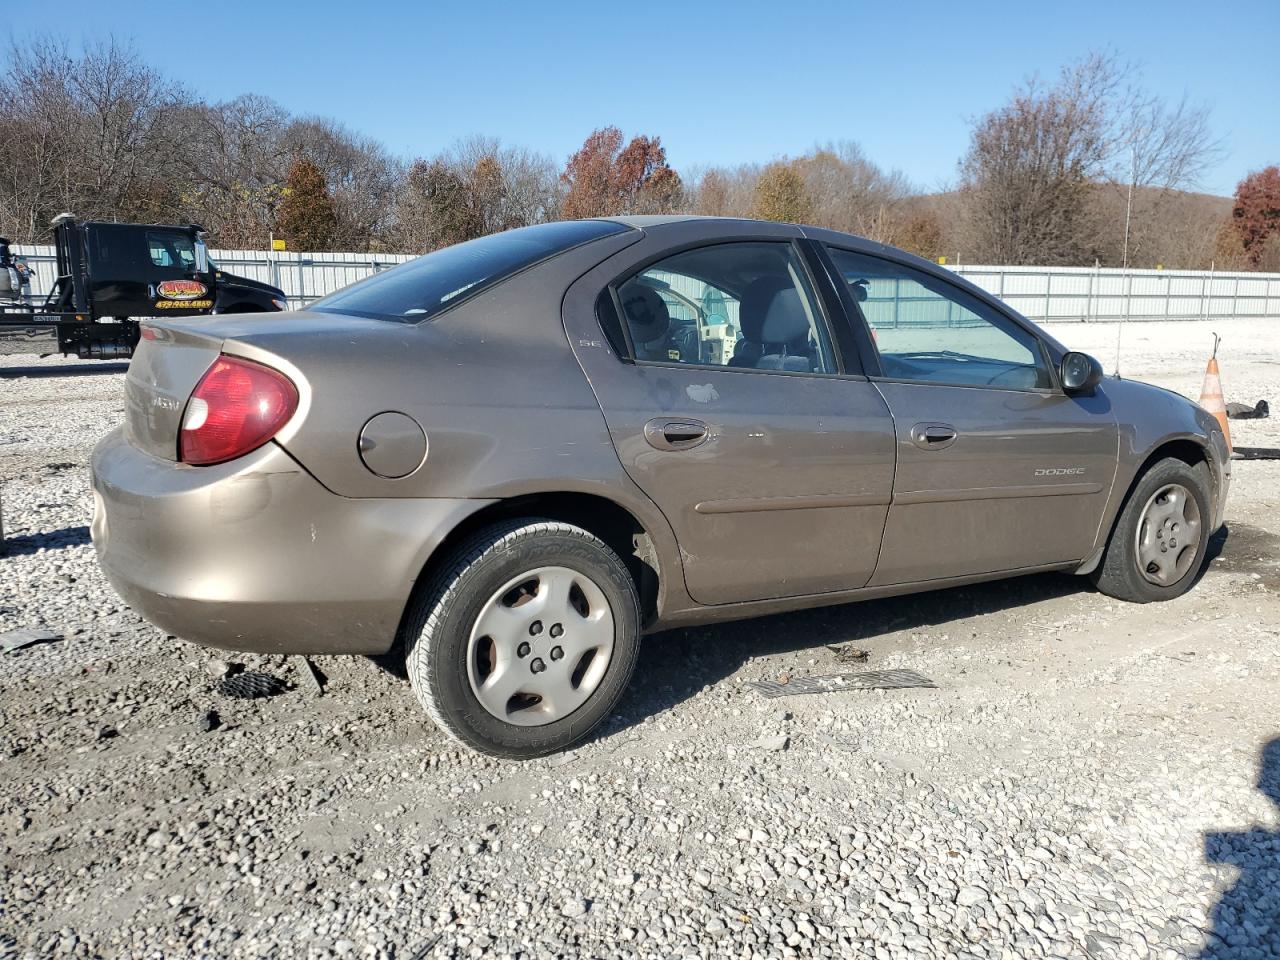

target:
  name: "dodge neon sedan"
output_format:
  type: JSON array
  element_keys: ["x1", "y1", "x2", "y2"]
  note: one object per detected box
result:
[{"x1": 91, "y1": 217, "x2": 1230, "y2": 757}]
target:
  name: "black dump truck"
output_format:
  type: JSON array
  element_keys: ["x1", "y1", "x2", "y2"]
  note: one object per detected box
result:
[{"x1": 0, "y1": 215, "x2": 286, "y2": 359}]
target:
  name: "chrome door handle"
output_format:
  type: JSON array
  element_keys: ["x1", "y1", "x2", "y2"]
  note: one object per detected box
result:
[
  {"x1": 644, "y1": 418, "x2": 710, "y2": 451},
  {"x1": 910, "y1": 422, "x2": 958, "y2": 450}
]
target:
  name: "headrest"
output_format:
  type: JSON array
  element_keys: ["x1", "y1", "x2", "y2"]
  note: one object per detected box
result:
[
  {"x1": 619, "y1": 285, "x2": 670, "y2": 346},
  {"x1": 739, "y1": 276, "x2": 809, "y2": 346},
  {"x1": 738, "y1": 276, "x2": 788, "y2": 341},
  {"x1": 759, "y1": 287, "x2": 810, "y2": 345}
]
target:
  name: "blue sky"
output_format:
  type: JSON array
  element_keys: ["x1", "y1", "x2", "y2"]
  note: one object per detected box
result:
[{"x1": 7, "y1": 0, "x2": 1278, "y2": 196}]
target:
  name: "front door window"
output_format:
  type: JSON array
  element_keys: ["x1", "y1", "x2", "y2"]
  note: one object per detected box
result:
[{"x1": 825, "y1": 247, "x2": 1052, "y2": 391}]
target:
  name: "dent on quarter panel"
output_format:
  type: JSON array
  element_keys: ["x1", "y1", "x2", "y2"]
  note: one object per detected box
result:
[{"x1": 208, "y1": 469, "x2": 280, "y2": 523}]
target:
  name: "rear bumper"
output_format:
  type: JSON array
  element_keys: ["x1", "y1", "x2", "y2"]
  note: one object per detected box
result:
[{"x1": 91, "y1": 428, "x2": 492, "y2": 654}]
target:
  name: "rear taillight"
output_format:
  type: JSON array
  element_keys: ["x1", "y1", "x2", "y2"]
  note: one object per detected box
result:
[{"x1": 179, "y1": 356, "x2": 299, "y2": 465}]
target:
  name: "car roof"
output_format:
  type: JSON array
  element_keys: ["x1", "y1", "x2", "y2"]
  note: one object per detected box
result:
[{"x1": 602, "y1": 214, "x2": 728, "y2": 228}]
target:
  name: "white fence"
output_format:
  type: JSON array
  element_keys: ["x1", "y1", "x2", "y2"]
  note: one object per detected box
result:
[
  {"x1": 13, "y1": 243, "x2": 1280, "y2": 322},
  {"x1": 949, "y1": 264, "x2": 1280, "y2": 324}
]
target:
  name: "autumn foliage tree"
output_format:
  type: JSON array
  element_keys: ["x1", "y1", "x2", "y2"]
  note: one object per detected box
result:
[
  {"x1": 1231, "y1": 166, "x2": 1280, "y2": 266},
  {"x1": 561, "y1": 127, "x2": 682, "y2": 218},
  {"x1": 274, "y1": 156, "x2": 338, "y2": 250},
  {"x1": 751, "y1": 161, "x2": 813, "y2": 224},
  {"x1": 895, "y1": 210, "x2": 944, "y2": 260}
]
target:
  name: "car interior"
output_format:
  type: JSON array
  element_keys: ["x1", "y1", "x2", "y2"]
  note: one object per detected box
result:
[{"x1": 615, "y1": 243, "x2": 834, "y2": 374}]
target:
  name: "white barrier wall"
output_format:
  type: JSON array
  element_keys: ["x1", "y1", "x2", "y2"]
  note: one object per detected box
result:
[
  {"x1": 13, "y1": 243, "x2": 1280, "y2": 322},
  {"x1": 949, "y1": 264, "x2": 1280, "y2": 324}
]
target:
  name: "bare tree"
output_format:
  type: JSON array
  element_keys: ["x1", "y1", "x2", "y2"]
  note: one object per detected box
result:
[
  {"x1": 166, "y1": 94, "x2": 291, "y2": 247},
  {"x1": 691, "y1": 168, "x2": 730, "y2": 216},
  {"x1": 957, "y1": 54, "x2": 1119, "y2": 265},
  {"x1": 392, "y1": 137, "x2": 559, "y2": 252},
  {"x1": 0, "y1": 37, "x2": 188, "y2": 240},
  {"x1": 1109, "y1": 90, "x2": 1221, "y2": 267},
  {"x1": 284, "y1": 118, "x2": 402, "y2": 250},
  {"x1": 797, "y1": 141, "x2": 912, "y2": 242},
  {"x1": 958, "y1": 52, "x2": 1221, "y2": 267},
  {"x1": 692, "y1": 164, "x2": 762, "y2": 219},
  {"x1": 447, "y1": 136, "x2": 559, "y2": 229}
]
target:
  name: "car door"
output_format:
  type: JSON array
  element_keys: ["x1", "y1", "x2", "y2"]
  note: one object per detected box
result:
[
  {"x1": 819, "y1": 245, "x2": 1119, "y2": 586},
  {"x1": 567, "y1": 234, "x2": 897, "y2": 606}
]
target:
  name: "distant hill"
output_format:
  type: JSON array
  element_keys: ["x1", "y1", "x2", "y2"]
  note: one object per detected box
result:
[{"x1": 906, "y1": 185, "x2": 1235, "y2": 269}]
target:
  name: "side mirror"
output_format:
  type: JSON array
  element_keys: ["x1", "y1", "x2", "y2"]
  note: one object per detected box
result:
[
  {"x1": 1061, "y1": 351, "x2": 1103, "y2": 395},
  {"x1": 193, "y1": 233, "x2": 210, "y2": 275}
]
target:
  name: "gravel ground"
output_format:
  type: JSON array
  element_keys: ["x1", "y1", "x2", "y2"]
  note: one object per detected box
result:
[{"x1": 1, "y1": 319, "x2": 1277, "y2": 960}]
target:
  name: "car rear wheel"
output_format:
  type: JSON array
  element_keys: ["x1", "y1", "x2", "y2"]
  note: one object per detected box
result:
[
  {"x1": 1091, "y1": 457, "x2": 1212, "y2": 603},
  {"x1": 404, "y1": 519, "x2": 640, "y2": 758}
]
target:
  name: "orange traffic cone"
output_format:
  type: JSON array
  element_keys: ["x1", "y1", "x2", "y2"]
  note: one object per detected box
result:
[{"x1": 1199, "y1": 333, "x2": 1232, "y2": 451}]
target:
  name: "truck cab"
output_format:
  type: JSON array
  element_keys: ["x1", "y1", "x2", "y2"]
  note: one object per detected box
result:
[{"x1": 1, "y1": 216, "x2": 287, "y2": 359}]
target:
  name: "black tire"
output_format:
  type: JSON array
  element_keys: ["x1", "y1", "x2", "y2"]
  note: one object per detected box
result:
[
  {"x1": 403, "y1": 519, "x2": 640, "y2": 758},
  {"x1": 1091, "y1": 457, "x2": 1213, "y2": 603}
]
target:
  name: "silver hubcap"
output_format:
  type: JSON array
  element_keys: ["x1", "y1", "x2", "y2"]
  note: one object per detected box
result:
[
  {"x1": 466, "y1": 566, "x2": 615, "y2": 726},
  {"x1": 1135, "y1": 483, "x2": 1202, "y2": 586}
]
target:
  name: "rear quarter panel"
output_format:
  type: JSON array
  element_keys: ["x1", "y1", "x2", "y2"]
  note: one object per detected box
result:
[{"x1": 240, "y1": 230, "x2": 644, "y2": 503}]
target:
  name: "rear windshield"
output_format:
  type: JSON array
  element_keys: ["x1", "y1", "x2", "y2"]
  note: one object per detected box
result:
[{"x1": 311, "y1": 220, "x2": 632, "y2": 323}]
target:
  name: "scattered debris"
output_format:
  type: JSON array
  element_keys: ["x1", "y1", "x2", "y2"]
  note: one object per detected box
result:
[
  {"x1": 298, "y1": 655, "x2": 326, "y2": 696},
  {"x1": 217, "y1": 671, "x2": 289, "y2": 700},
  {"x1": 198, "y1": 710, "x2": 220, "y2": 732},
  {"x1": 825, "y1": 644, "x2": 870, "y2": 664},
  {"x1": 747, "y1": 669, "x2": 937, "y2": 699},
  {"x1": 753, "y1": 734, "x2": 790, "y2": 751},
  {"x1": 205, "y1": 658, "x2": 234, "y2": 679},
  {"x1": 1226, "y1": 399, "x2": 1269, "y2": 420},
  {"x1": 1232, "y1": 447, "x2": 1280, "y2": 461},
  {"x1": 1, "y1": 625, "x2": 62, "y2": 655}
]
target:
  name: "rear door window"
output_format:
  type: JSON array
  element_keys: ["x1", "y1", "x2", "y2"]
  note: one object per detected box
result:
[
  {"x1": 610, "y1": 242, "x2": 839, "y2": 375},
  {"x1": 313, "y1": 220, "x2": 632, "y2": 323}
]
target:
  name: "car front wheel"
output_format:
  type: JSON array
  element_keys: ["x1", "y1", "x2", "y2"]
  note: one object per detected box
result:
[
  {"x1": 404, "y1": 519, "x2": 640, "y2": 758},
  {"x1": 1091, "y1": 457, "x2": 1213, "y2": 603}
]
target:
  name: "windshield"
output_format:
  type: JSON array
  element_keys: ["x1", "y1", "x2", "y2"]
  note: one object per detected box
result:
[{"x1": 312, "y1": 220, "x2": 632, "y2": 323}]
